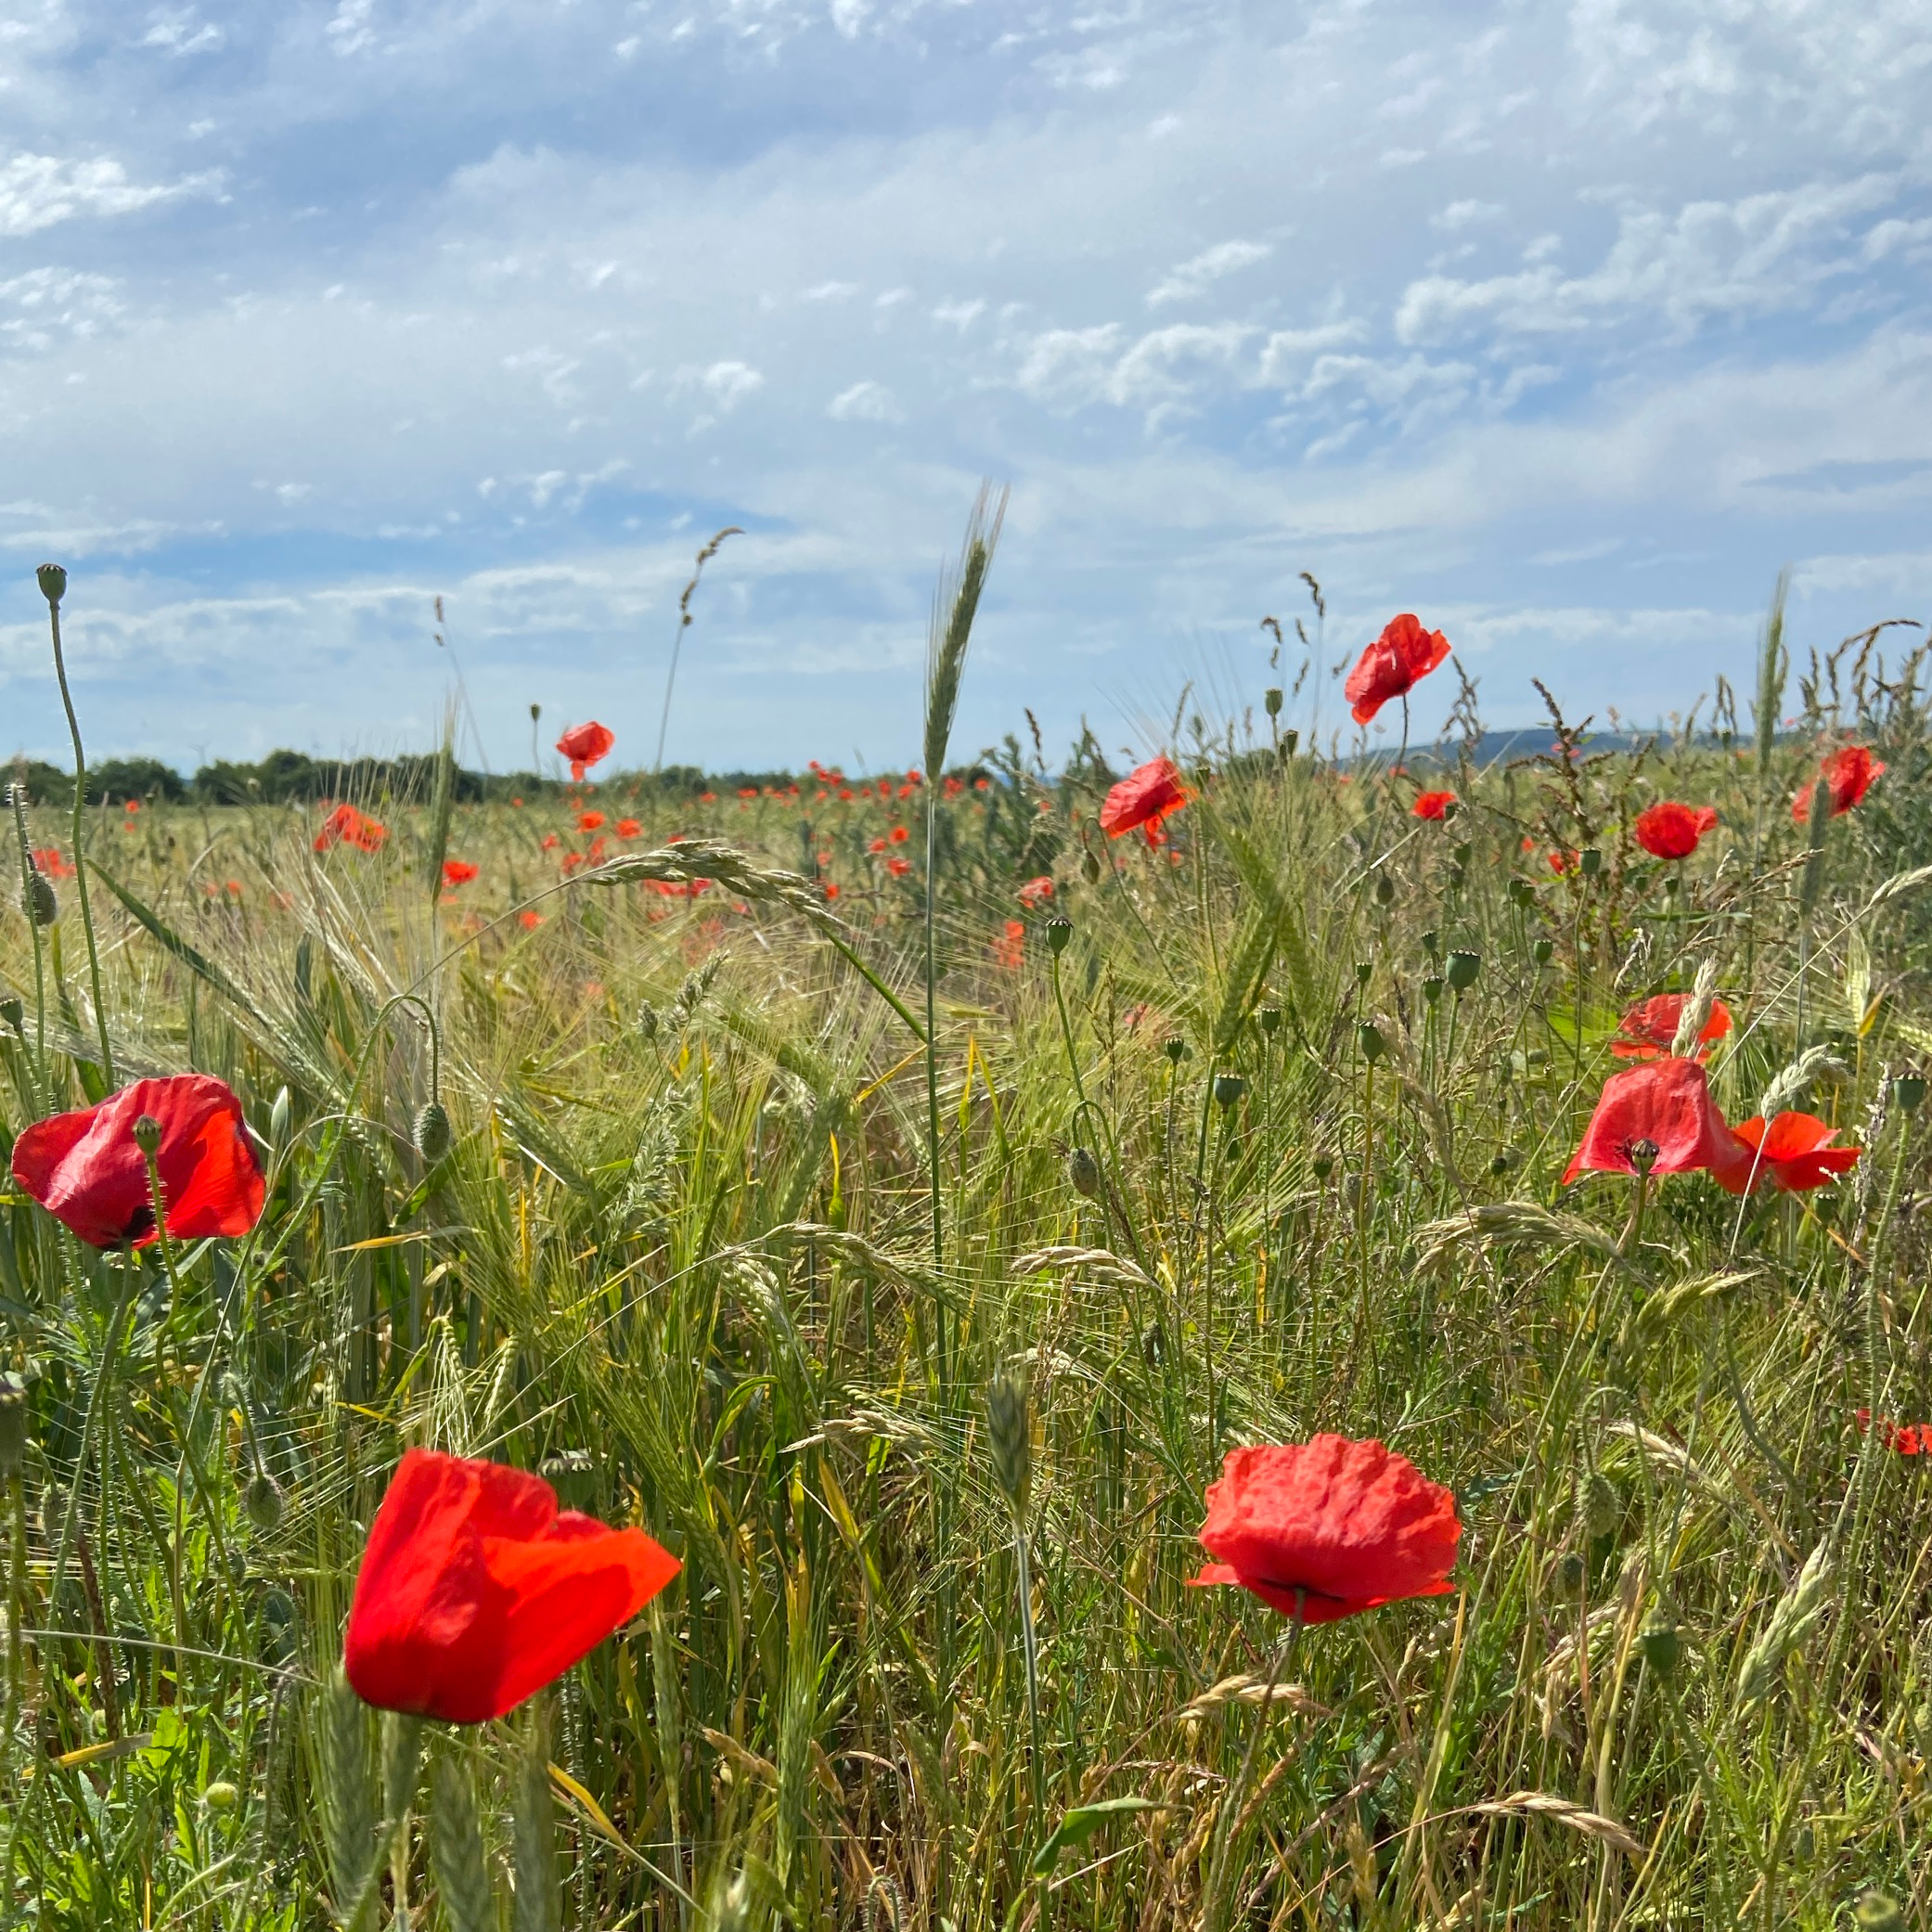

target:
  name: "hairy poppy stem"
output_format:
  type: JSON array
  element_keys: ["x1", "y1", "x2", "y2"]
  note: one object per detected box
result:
[
  {"x1": 38, "y1": 574, "x2": 114, "y2": 1086},
  {"x1": 6, "y1": 784, "x2": 50, "y2": 1101}
]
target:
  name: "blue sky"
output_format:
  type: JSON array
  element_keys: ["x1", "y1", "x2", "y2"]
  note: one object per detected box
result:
[{"x1": 2, "y1": 0, "x2": 1930, "y2": 773}]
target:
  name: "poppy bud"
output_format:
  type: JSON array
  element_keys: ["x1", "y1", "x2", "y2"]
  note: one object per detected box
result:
[
  {"x1": 1452, "y1": 842, "x2": 1471, "y2": 866},
  {"x1": 132, "y1": 1114, "x2": 163, "y2": 1157},
  {"x1": 529, "y1": 702, "x2": 541, "y2": 722},
  {"x1": 35, "y1": 562, "x2": 66, "y2": 606},
  {"x1": 1421, "y1": 930, "x2": 1439, "y2": 959},
  {"x1": 1311, "y1": 1154, "x2": 1333, "y2": 1180},
  {"x1": 23, "y1": 872, "x2": 56, "y2": 927},
  {"x1": 269, "y1": 1085, "x2": 291, "y2": 1153},
  {"x1": 1423, "y1": 975, "x2": 1444, "y2": 1006},
  {"x1": 201, "y1": 1779, "x2": 240, "y2": 1814},
  {"x1": 1256, "y1": 1007, "x2": 1282, "y2": 1035},
  {"x1": 1373, "y1": 872, "x2": 1396, "y2": 907},
  {"x1": 1489, "y1": 1148, "x2": 1519, "y2": 1176},
  {"x1": 1355, "y1": 961, "x2": 1371, "y2": 985},
  {"x1": 986, "y1": 1364, "x2": 1031, "y2": 1518},
  {"x1": 1580, "y1": 1470, "x2": 1620, "y2": 1539},
  {"x1": 1264, "y1": 687, "x2": 1282, "y2": 718},
  {"x1": 1357, "y1": 1023, "x2": 1385, "y2": 1063},
  {"x1": 244, "y1": 1467, "x2": 285, "y2": 1533},
  {"x1": 1165, "y1": 1037, "x2": 1188, "y2": 1063},
  {"x1": 1579, "y1": 847, "x2": 1603, "y2": 877},
  {"x1": 1045, "y1": 913, "x2": 1072, "y2": 956},
  {"x1": 0, "y1": 1373, "x2": 27, "y2": 1481},
  {"x1": 413, "y1": 1101, "x2": 452, "y2": 1163},
  {"x1": 1532, "y1": 938, "x2": 1552, "y2": 966},
  {"x1": 1554, "y1": 1550, "x2": 1586, "y2": 1592},
  {"x1": 1854, "y1": 1893, "x2": 1904, "y2": 1932},
  {"x1": 1079, "y1": 847, "x2": 1101, "y2": 884},
  {"x1": 1893, "y1": 1073, "x2": 1926, "y2": 1114},
  {"x1": 1637, "y1": 1611, "x2": 1681, "y2": 1681},
  {"x1": 1447, "y1": 950, "x2": 1481, "y2": 992},
  {"x1": 1066, "y1": 1146, "x2": 1101, "y2": 1198},
  {"x1": 0, "y1": 995, "x2": 21, "y2": 1035},
  {"x1": 1214, "y1": 1074, "x2": 1246, "y2": 1110}
]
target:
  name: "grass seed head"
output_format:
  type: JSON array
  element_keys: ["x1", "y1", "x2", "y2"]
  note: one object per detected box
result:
[{"x1": 987, "y1": 1363, "x2": 1032, "y2": 1518}]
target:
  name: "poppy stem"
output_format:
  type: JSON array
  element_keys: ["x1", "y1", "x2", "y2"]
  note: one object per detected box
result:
[
  {"x1": 40, "y1": 582, "x2": 114, "y2": 1086},
  {"x1": 6, "y1": 783, "x2": 50, "y2": 1102},
  {"x1": 1617, "y1": 1170, "x2": 1650, "y2": 1259}
]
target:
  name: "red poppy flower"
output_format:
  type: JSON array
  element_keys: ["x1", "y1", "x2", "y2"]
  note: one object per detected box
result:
[
  {"x1": 994, "y1": 918, "x2": 1025, "y2": 968},
  {"x1": 823, "y1": 882, "x2": 840, "y2": 900},
  {"x1": 1017, "y1": 875, "x2": 1054, "y2": 908},
  {"x1": 888, "y1": 825, "x2": 908, "y2": 844},
  {"x1": 555, "y1": 721, "x2": 615, "y2": 783},
  {"x1": 1100, "y1": 757, "x2": 1191, "y2": 845},
  {"x1": 1792, "y1": 744, "x2": 1884, "y2": 824},
  {"x1": 943, "y1": 777, "x2": 964, "y2": 798},
  {"x1": 314, "y1": 805, "x2": 387, "y2": 854},
  {"x1": 886, "y1": 856, "x2": 911, "y2": 878},
  {"x1": 32, "y1": 846, "x2": 75, "y2": 881},
  {"x1": 1547, "y1": 849, "x2": 1577, "y2": 875},
  {"x1": 578, "y1": 811, "x2": 606, "y2": 832},
  {"x1": 11, "y1": 1075, "x2": 265, "y2": 1249},
  {"x1": 343, "y1": 1449, "x2": 679, "y2": 1724},
  {"x1": 1712, "y1": 1111, "x2": 1861, "y2": 1195},
  {"x1": 1610, "y1": 993, "x2": 1732, "y2": 1061},
  {"x1": 1561, "y1": 1056, "x2": 1734, "y2": 1186},
  {"x1": 1188, "y1": 1436, "x2": 1460, "y2": 1623},
  {"x1": 1343, "y1": 614, "x2": 1451, "y2": 726},
  {"x1": 519, "y1": 910, "x2": 544, "y2": 929},
  {"x1": 739, "y1": 787, "x2": 758, "y2": 799},
  {"x1": 1412, "y1": 791, "x2": 1455, "y2": 821},
  {"x1": 1858, "y1": 1410, "x2": 1931, "y2": 1455},
  {"x1": 616, "y1": 818, "x2": 641, "y2": 840},
  {"x1": 868, "y1": 837, "x2": 887, "y2": 854},
  {"x1": 124, "y1": 799, "x2": 141, "y2": 815},
  {"x1": 1633, "y1": 802, "x2": 1719, "y2": 860},
  {"x1": 443, "y1": 860, "x2": 478, "y2": 887}
]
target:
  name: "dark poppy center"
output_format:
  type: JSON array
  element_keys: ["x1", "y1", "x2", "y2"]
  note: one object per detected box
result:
[{"x1": 120, "y1": 1204, "x2": 157, "y2": 1243}]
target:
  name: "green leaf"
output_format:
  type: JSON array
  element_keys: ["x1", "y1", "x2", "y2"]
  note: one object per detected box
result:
[{"x1": 1030, "y1": 1797, "x2": 1164, "y2": 1876}]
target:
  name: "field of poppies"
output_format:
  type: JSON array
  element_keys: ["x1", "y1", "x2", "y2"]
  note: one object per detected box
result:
[{"x1": 5, "y1": 550, "x2": 1932, "y2": 1931}]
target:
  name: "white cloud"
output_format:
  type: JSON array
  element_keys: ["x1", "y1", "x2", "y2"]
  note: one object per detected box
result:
[
  {"x1": 1146, "y1": 238, "x2": 1271, "y2": 307},
  {"x1": 140, "y1": 9, "x2": 224, "y2": 54},
  {"x1": 0, "y1": 154, "x2": 209, "y2": 238},
  {"x1": 828, "y1": 380, "x2": 902, "y2": 422},
  {"x1": 697, "y1": 360, "x2": 765, "y2": 410}
]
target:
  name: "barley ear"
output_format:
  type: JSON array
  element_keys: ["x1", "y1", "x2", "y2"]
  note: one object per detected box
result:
[
  {"x1": 511, "y1": 1706, "x2": 560, "y2": 1932},
  {"x1": 430, "y1": 1752, "x2": 496, "y2": 1932},
  {"x1": 316, "y1": 1669, "x2": 375, "y2": 1922},
  {"x1": 922, "y1": 483, "x2": 1008, "y2": 784}
]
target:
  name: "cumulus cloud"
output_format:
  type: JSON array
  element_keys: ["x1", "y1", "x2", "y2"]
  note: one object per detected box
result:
[
  {"x1": 1147, "y1": 238, "x2": 1271, "y2": 306},
  {"x1": 828, "y1": 380, "x2": 903, "y2": 422},
  {"x1": 0, "y1": 153, "x2": 211, "y2": 238}
]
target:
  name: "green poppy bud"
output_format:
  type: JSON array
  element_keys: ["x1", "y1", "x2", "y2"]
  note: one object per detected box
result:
[
  {"x1": 1066, "y1": 1146, "x2": 1101, "y2": 1199},
  {"x1": 1357, "y1": 1022, "x2": 1385, "y2": 1064},
  {"x1": 1447, "y1": 865, "x2": 1467, "y2": 891},
  {"x1": 1311, "y1": 1154, "x2": 1333, "y2": 1181},
  {"x1": 0, "y1": 1374, "x2": 28, "y2": 1481},
  {"x1": 1078, "y1": 846, "x2": 1100, "y2": 884},
  {"x1": 1446, "y1": 950, "x2": 1481, "y2": 992},
  {"x1": 202, "y1": 1780, "x2": 239, "y2": 1814},
  {"x1": 1263, "y1": 687, "x2": 1282, "y2": 717},
  {"x1": 132, "y1": 1114, "x2": 162, "y2": 1157},
  {"x1": 1045, "y1": 913, "x2": 1073, "y2": 956},
  {"x1": 1451, "y1": 842, "x2": 1471, "y2": 865},
  {"x1": 1555, "y1": 1550, "x2": 1586, "y2": 1592},
  {"x1": 413, "y1": 1101, "x2": 452, "y2": 1163},
  {"x1": 1214, "y1": 1074, "x2": 1246, "y2": 1110},
  {"x1": 1279, "y1": 729, "x2": 1299, "y2": 759},
  {"x1": 1373, "y1": 872, "x2": 1396, "y2": 907},
  {"x1": 35, "y1": 562, "x2": 67, "y2": 606},
  {"x1": 24, "y1": 873, "x2": 56, "y2": 927},
  {"x1": 1580, "y1": 1470, "x2": 1620, "y2": 1539},
  {"x1": 1637, "y1": 1612, "x2": 1681, "y2": 1681},
  {"x1": 244, "y1": 1468, "x2": 284, "y2": 1534}
]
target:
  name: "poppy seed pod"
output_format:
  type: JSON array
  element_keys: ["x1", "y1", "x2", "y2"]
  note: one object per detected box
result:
[
  {"x1": 986, "y1": 1365, "x2": 1031, "y2": 1518},
  {"x1": 0, "y1": 1374, "x2": 27, "y2": 1481},
  {"x1": 413, "y1": 1101, "x2": 452, "y2": 1163},
  {"x1": 1257, "y1": 1007, "x2": 1282, "y2": 1035},
  {"x1": 1066, "y1": 1146, "x2": 1101, "y2": 1199},
  {"x1": 1422, "y1": 930, "x2": 1439, "y2": 959},
  {"x1": 131, "y1": 1114, "x2": 163, "y2": 1158},
  {"x1": 35, "y1": 562, "x2": 67, "y2": 605},
  {"x1": 1446, "y1": 950, "x2": 1481, "y2": 992},
  {"x1": 1625, "y1": 1136, "x2": 1660, "y2": 1179},
  {"x1": 1311, "y1": 1154, "x2": 1333, "y2": 1180},
  {"x1": 1579, "y1": 847, "x2": 1603, "y2": 877},
  {"x1": 23, "y1": 872, "x2": 56, "y2": 927},
  {"x1": 244, "y1": 1467, "x2": 285, "y2": 1533},
  {"x1": 1264, "y1": 687, "x2": 1282, "y2": 718},
  {"x1": 1214, "y1": 1073, "x2": 1246, "y2": 1110},
  {"x1": 1279, "y1": 729, "x2": 1299, "y2": 758},
  {"x1": 1355, "y1": 961, "x2": 1372, "y2": 985},
  {"x1": 1423, "y1": 976, "x2": 1444, "y2": 1006},
  {"x1": 1357, "y1": 1023, "x2": 1385, "y2": 1063},
  {"x1": 1164, "y1": 1037, "x2": 1188, "y2": 1063},
  {"x1": 0, "y1": 995, "x2": 22, "y2": 1035},
  {"x1": 1532, "y1": 938, "x2": 1553, "y2": 966},
  {"x1": 1893, "y1": 1073, "x2": 1926, "y2": 1114},
  {"x1": 1045, "y1": 913, "x2": 1073, "y2": 956}
]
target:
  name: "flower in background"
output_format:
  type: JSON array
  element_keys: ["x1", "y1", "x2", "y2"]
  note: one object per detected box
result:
[
  {"x1": 313, "y1": 805, "x2": 387, "y2": 854},
  {"x1": 1412, "y1": 791, "x2": 1455, "y2": 821},
  {"x1": 519, "y1": 909, "x2": 544, "y2": 929},
  {"x1": 556, "y1": 721, "x2": 615, "y2": 782},
  {"x1": 541, "y1": 832, "x2": 560, "y2": 851},
  {"x1": 1792, "y1": 744, "x2": 1885, "y2": 823},
  {"x1": 1344, "y1": 614, "x2": 1451, "y2": 726},
  {"x1": 887, "y1": 856, "x2": 911, "y2": 877},
  {"x1": 616, "y1": 818, "x2": 641, "y2": 839},
  {"x1": 869, "y1": 837, "x2": 887, "y2": 854},
  {"x1": 1100, "y1": 757, "x2": 1191, "y2": 845},
  {"x1": 823, "y1": 882, "x2": 840, "y2": 900},
  {"x1": 343, "y1": 1449, "x2": 679, "y2": 1724},
  {"x1": 1017, "y1": 875, "x2": 1054, "y2": 908},
  {"x1": 1634, "y1": 802, "x2": 1719, "y2": 859},
  {"x1": 995, "y1": 919, "x2": 1025, "y2": 968},
  {"x1": 578, "y1": 810, "x2": 606, "y2": 832},
  {"x1": 888, "y1": 825, "x2": 909, "y2": 844},
  {"x1": 1714, "y1": 1112, "x2": 1861, "y2": 1194},
  {"x1": 1611, "y1": 993, "x2": 1732, "y2": 1061},
  {"x1": 11, "y1": 1075, "x2": 265, "y2": 1249},
  {"x1": 1562, "y1": 1057, "x2": 1734, "y2": 1185},
  {"x1": 443, "y1": 860, "x2": 479, "y2": 887},
  {"x1": 1189, "y1": 1436, "x2": 1460, "y2": 1622},
  {"x1": 31, "y1": 846, "x2": 74, "y2": 880},
  {"x1": 1857, "y1": 1410, "x2": 1932, "y2": 1455}
]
